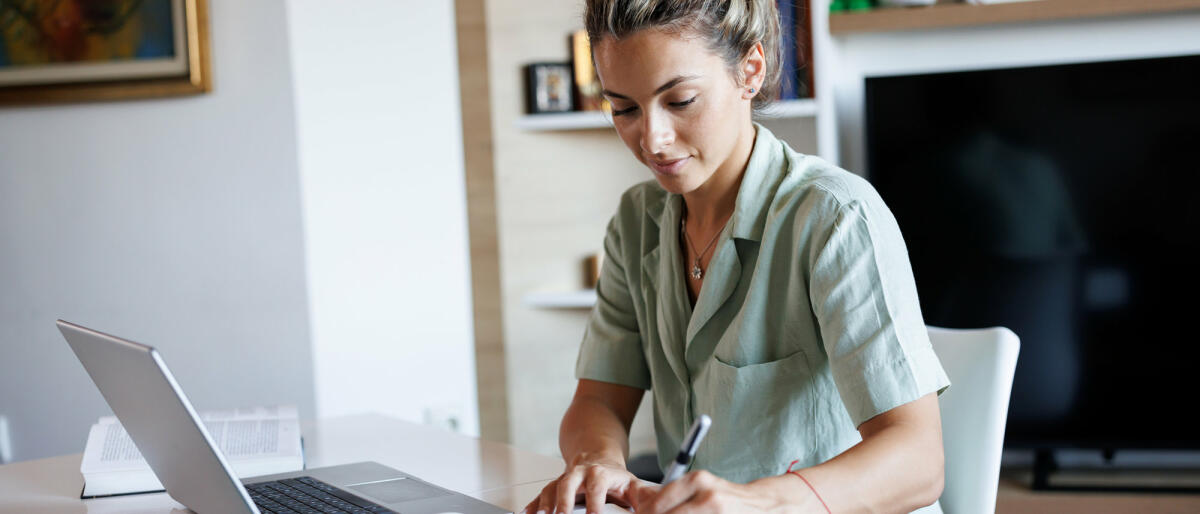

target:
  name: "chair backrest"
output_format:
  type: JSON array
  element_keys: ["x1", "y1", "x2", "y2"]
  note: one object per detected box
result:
[{"x1": 927, "y1": 326, "x2": 1020, "y2": 514}]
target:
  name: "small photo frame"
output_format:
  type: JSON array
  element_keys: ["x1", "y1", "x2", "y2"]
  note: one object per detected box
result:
[{"x1": 525, "y1": 62, "x2": 574, "y2": 114}]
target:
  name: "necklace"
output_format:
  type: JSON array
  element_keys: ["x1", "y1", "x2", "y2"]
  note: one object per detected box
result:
[{"x1": 681, "y1": 215, "x2": 723, "y2": 280}]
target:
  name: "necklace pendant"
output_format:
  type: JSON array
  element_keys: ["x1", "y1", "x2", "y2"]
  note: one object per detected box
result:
[{"x1": 691, "y1": 264, "x2": 703, "y2": 280}]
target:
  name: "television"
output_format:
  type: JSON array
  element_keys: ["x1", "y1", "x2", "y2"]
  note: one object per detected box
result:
[{"x1": 864, "y1": 54, "x2": 1200, "y2": 476}]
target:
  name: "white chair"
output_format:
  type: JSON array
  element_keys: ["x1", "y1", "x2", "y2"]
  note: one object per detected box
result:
[{"x1": 927, "y1": 326, "x2": 1020, "y2": 514}]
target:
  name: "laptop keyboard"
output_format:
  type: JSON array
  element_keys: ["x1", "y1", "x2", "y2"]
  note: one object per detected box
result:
[{"x1": 246, "y1": 476, "x2": 396, "y2": 514}]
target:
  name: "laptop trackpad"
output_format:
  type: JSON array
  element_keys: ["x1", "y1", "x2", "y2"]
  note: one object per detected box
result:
[{"x1": 350, "y1": 477, "x2": 451, "y2": 504}]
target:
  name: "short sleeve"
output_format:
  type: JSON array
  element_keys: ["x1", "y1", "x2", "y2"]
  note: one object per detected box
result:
[
  {"x1": 574, "y1": 216, "x2": 652, "y2": 390},
  {"x1": 808, "y1": 200, "x2": 950, "y2": 427}
]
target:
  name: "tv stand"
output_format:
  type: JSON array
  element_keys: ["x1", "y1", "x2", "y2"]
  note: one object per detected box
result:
[
  {"x1": 1028, "y1": 449, "x2": 1200, "y2": 494},
  {"x1": 1031, "y1": 449, "x2": 1057, "y2": 490}
]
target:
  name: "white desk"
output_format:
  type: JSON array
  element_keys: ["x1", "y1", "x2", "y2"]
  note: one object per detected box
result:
[{"x1": 0, "y1": 414, "x2": 627, "y2": 513}]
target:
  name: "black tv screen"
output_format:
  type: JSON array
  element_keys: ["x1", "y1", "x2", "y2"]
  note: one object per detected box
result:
[{"x1": 865, "y1": 54, "x2": 1200, "y2": 450}]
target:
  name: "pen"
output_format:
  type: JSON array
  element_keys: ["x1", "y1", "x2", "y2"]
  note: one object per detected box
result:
[{"x1": 660, "y1": 414, "x2": 711, "y2": 485}]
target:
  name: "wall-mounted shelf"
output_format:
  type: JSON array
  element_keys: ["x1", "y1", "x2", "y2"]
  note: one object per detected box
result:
[
  {"x1": 524, "y1": 290, "x2": 597, "y2": 309},
  {"x1": 759, "y1": 98, "x2": 821, "y2": 119},
  {"x1": 829, "y1": 0, "x2": 1200, "y2": 35},
  {"x1": 515, "y1": 110, "x2": 613, "y2": 131},
  {"x1": 515, "y1": 98, "x2": 819, "y2": 132}
]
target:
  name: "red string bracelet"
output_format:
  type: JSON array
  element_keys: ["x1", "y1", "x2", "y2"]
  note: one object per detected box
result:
[{"x1": 786, "y1": 459, "x2": 832, "y2": 514}]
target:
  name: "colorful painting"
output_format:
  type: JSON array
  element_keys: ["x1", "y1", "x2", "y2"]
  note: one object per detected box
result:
[{"x1": 0, "y1": 0, "x2": 209, "y2": 105}]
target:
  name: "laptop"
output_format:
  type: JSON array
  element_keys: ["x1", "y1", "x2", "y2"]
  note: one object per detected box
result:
[{"x1": 57, "y1": 319, "x2": 511, "y2": 514}]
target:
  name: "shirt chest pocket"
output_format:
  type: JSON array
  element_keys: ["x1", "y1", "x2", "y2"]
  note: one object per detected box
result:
[{"x1": 691, "y1": 349, "x2": 818, "y2": 482}]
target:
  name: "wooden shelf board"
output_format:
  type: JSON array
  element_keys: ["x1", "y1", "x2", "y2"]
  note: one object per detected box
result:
[{"x1": 829, "y1": 0, "x2": 1200, "y2": 35}]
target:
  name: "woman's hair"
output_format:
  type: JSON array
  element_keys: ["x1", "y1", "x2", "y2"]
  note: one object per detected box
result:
[{"x1": 584, "y1": 0, "x2": 783, "y2": 113}]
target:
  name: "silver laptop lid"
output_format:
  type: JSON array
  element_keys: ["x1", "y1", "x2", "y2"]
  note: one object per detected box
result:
[{"x1": 58, "y1": 320, "x2": 257, "y2": 513}]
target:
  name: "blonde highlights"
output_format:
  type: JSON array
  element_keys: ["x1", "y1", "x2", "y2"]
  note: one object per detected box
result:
[{"x1": 584, "y1": 0, "x2": 783, "y2": 113}]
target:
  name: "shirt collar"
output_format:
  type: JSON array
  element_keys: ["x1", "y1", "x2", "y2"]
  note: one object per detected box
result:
[{"x1": 729, "y1": 122, "x2": 784, "y2": 243}]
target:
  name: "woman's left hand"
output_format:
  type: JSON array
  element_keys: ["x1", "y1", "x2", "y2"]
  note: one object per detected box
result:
[{"x1": 628, "y1": 470, "x2": 788, "y2": 513}]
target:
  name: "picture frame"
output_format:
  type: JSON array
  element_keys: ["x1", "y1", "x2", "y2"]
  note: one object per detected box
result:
[
  {"x1": 0, "y1": 0, "x2": 211, "y2": 106},
  {"x1": 524, "y1": 62, "x2": 573, "y2": 114}
]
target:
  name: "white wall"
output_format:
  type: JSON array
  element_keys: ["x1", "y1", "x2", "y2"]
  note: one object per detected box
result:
[
  {"x1": 0, "y1": 0, "x2": 315, "y2": 462},
  {"x1": 286, "y1": 0, "x2": 480, "y2": 435}
]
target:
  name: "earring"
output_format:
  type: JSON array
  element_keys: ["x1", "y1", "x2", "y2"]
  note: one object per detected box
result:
[{"x1": 749, "y1": 88, "x2": 756, "y2": 94}]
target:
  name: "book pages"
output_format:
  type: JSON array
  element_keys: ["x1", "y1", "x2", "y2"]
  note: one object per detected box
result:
[{"x1": 80, "y1": 405, "x2": 303, "y2": 497}]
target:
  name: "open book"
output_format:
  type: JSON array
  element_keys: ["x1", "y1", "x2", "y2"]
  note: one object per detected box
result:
[{"x1": 80, "y1": 405, "x2": 304, "y2": 498}]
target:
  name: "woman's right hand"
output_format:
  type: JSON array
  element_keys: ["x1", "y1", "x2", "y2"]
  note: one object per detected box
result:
[{"x1": 523, "y1": 458, "x2": 639, "y2": 514}]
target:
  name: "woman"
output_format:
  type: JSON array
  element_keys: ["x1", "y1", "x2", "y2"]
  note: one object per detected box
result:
[{"x1": 524, "y1": 1, "x2": 950, "y2": 513}]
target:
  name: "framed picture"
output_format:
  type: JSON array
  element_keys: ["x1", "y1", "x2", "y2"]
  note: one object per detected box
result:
[
  {"x1": 0, "y1": 0, "x2": 211, "y2": 106},
  {"x1": 525, "y1": 62, "x2": 573, "y2": 114}
]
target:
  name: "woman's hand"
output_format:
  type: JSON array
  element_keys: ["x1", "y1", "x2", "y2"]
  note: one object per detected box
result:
[
  {"x1": 630, "y1": 470, "x2": 814, "y2": 514},
  {"x1": 523, "y1": 458, "x2": 639, "y2": 514}
]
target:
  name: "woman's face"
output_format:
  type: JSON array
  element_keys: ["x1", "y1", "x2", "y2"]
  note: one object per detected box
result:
[{"x1": 593, "y1": 28, "x2": 756, "y2": 195}]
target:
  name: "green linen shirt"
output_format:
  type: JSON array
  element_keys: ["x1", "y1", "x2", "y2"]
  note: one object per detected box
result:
[{"x1": 575, "y1": 124, "x2": 951, "y2": 504}]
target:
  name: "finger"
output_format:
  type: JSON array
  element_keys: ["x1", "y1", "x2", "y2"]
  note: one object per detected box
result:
[
  {"x1": 581, "y1": 465, "x2": 617, "y2": 514},
  {"x1": 635, "y1": 481, "x2": 663, "y2": 512},
  {"x1": 521, "y1": 497, "x2": 538, "y2": 514},
  {"x1": 523, "y1": 482, "x2": 549, "y2": 514},
  {"x1": 584, "y1": 476, "x2": 607, "y2": 514},
  {"x1": 661, "y1": 489, "x2": 717, "y2": 514},
  {"x1": 607, "y1": 492, "x2": 634, "y2": 510},
  {"x1": 606, "y1": 479, "x2": 636, "y2": 509},
  {"x1": 636, "y1": 481, "x2": 669, "y2": 513},
  {"x1": 535, "y1": 479, "x2": 558, "y2": 514},
  {"x1": 555, "y1": 468, "x2": 586, "y2": 514},
  {"x1": 627, "y1": 480, "x2": 653, "y2": 512},
  {"x1": 646, "y1": 471, "x2": 708, "y2": 513}
]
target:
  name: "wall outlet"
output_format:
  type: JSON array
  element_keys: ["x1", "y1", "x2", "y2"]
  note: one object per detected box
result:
[
  {"x1": 0, "y1": 415, "x2": 11, "y2": 464},
  {"x1": 422, "y1": 405, "x2": 462, "y2": 433}
]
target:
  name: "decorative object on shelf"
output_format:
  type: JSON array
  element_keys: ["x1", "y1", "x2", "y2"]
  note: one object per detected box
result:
[
  {"x1": 0, "y1": 0, "x2": 211, "y2": 106},
  {"x1": 877, "y1": 0, "x2": 935, "y2": 6},
  {"x1": 583, "y1": 252, "x2": 603, "y2": 289},
  {"x1": 831, "y1": 0, "x2": 876, "y2": 12},
  {"x1": 570, "y1": 29, "x2": 608, "y2": 112},
  {"x1": 524, "y1": 61, "x2": 574, "y2": 114}
]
